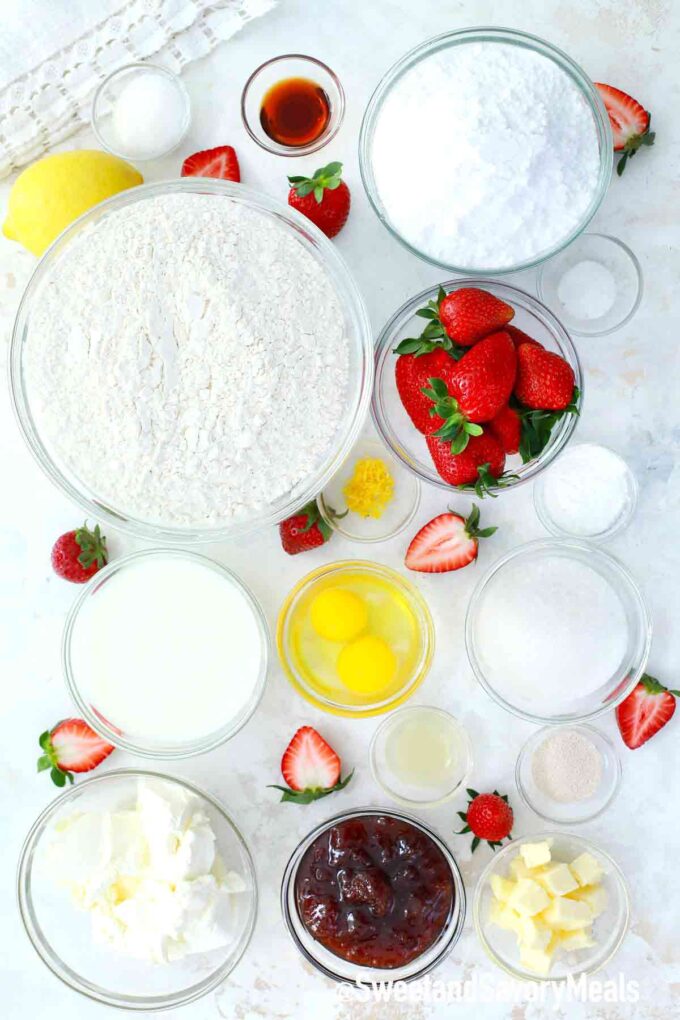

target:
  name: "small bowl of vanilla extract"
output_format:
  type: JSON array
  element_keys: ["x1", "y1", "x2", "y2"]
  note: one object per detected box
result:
[{"x1": 241, "y1": 54, "x2": 345, "y2": 156}]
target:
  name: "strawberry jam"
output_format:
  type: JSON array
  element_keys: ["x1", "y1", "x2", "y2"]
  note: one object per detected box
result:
[
  {"x1": 295, "y1": 814, "x2": 454, "y2": 967},
  {"x1": 260, "y1": 77, "x2": 330, "y2": 147}
]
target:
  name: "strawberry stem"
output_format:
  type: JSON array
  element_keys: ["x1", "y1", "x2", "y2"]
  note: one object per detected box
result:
[
  {"x1": 268, "y1": 769, "x2": 354, "y2": 804},
  {"x1": 37, "y1": 728, "x2": 74, "y2": 786},
  {"x1": 75, "y1": 521, "x2": 108, "y2": 570},
  {"x1": 288, "y1": 161, "x2": 343, "y2": 203}
]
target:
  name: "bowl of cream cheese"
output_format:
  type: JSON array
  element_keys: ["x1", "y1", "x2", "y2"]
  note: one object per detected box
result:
[{"x1": 17, "y1": 770, "x2": 257, "y2": 1010}]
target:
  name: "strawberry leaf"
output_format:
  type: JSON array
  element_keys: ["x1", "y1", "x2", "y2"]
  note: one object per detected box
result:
[
  {"x1": 75, "y1": 522, "x2": 108, "y2": 570},
  {"x1": 268, "y1": 770, "x2": 354, "y2": 805}
]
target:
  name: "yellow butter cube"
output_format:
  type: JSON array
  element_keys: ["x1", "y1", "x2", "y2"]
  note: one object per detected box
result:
[
  {"x1": 518, "y1": 917, "x2": 553, "y2": 951},
  {"x1": 555, "y1": 927, "x2": 596, "y2": 951},
  {"x1": 537, "y1": 862, "x2": 579, "y2": 896},
  {"x1": 519, "y1": 841, "x2": 553, "y2": 869},
  {"x1": 542, "y1": 896, "x2": 593, "y2": 931},
  {"x1": 490, "y1": 900, "x2": 523, "y2": 932},
  {"x1": 509, "y1": 856, "x2": 532, "y2": 880},
  {"x1": 519, "y1": 943, "x2": 554, "y2": 976},
  {"x1": 508, "y1": 878, "x2": 551, "y2": 917},
  {"x1": 570, "y1": 852, "x2": 603, "y2": 887},
  {"x1": 491, "y1": 874, "x2": 516, "y2": 903},
  {"x1": 568, "y1": 884, "x2": 608, "y2": 918}
]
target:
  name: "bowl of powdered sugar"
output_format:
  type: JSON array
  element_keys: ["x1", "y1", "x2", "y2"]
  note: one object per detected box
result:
[
  {"x1": 11, "y1": 180, "x2": 373, "y2": 541},
  {"x1": 360, "y1": 27, "x2": 613, "y2": 274}
]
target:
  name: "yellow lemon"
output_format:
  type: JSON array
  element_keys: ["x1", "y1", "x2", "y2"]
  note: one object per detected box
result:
[
  {"x1": 2, "y1": 150, "x2": 143, "y2": 256},
  {"x1": 309, "y1": 588, "x2": 368, "y2": 642},
  {"x1": 337, "y1": 634, "x2": 397, "y2": 694}
]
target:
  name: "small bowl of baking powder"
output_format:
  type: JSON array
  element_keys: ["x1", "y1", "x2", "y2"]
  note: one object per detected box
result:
[{"x1": 516, "y1": 723, "x2": 622, "y2": 824}]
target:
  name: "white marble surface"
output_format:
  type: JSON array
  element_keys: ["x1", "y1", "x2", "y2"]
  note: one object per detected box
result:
[{"x1": 1, "y1": 1, "x2": 679, "y2": 1018}]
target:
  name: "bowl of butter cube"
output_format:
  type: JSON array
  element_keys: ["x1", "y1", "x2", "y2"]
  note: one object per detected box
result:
[{"x1": 473, "y1": 833, "x2": 630, "y2": 982}]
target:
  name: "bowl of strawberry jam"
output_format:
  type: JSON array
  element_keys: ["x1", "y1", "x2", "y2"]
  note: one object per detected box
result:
[{"x1": 281, "y1": 808, "x2": 465, "y2": 982}]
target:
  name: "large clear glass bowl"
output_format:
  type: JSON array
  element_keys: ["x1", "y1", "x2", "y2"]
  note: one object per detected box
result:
[
  {"x1": 359, "y1": 27, "x2": 613, "y2": 275},
  {"x1": 9, "y1": 179, "x2": 373, "y2": 543},
  {"x1": 17, "y1": 770, "x2": 257, "y2": 1010},
  {"x1": 372, "y1": 279, "x2": 582, "y2": 496},
  {"x1": 473, "y1": 832, "x2": 629, "y2": 983},
  {"x1": 465, "y1": 539, "x2": 652, "y2": 723}
]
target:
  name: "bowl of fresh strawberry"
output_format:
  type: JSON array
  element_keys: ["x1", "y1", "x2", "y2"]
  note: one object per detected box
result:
[{"x1": 372, "y1": 281, "x2": 582, "y2": 497}]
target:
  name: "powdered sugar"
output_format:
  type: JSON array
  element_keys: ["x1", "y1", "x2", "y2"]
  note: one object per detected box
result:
[
  {"x1": 370, "y1": 41, "x2": 601, "y2": 268},
  {"x1": 24, "y1": 193, "x2": 350, "y2": 526}
]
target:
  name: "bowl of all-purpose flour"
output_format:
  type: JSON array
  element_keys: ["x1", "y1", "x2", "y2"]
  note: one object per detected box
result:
[
  {"x1": 360, "y1": 28, "x2": 613, "y2": 273},
  {"x1": 18, "y1": 770, "x2": 257, "y2": 1009},
  {"x1": 465, "y1": 540, "x2": 651, "y2": 723},
  {"x1": 11, "y1": 179, "x2": 372, "y2": 540}
]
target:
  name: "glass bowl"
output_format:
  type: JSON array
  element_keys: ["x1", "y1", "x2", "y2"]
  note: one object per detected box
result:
[
  {"x1": 473, "y1": 831, "x2": 630, "y2": 983},
  {"x1": 516, "y1": 724, "x2": 622, "y2": 824},
  {"x1": 537, "y1": 234, "x2": 643, "y2": 336},
  {"x1": 317, "y1": 437, "x2": 420, "y2": 543},
  {"x1": 281, "y1": 806, "x2": 466, "y2": 983},
  {"x1": 91, "y1": 62, "x2": 191, "y2": 161},
  {"x1": 63, "y1": 549, "x2": 269, "y2": 759},
  {"x1": 370, "y1": 706, "x2": 473, "y2": 807},
  {"x1": 9, "y1": 179, "x2": 372, "y2": 543},
  {"x1": 359, "y1": 27, "x2": 612, "y2": 275},
  {"x1": 17, "y1": 769, "x2": 257, "y2": 1010},
  {"x1": 276, "y1": 560, "x2": 434, "y2": 718},
  {"x1": 372, "y1": 279, "x2": 582, "y2": 496},
  {"x1": 241, "y1": 54, "x2": 345, "y2": 156},
  {"x1": 465, "y1": 539, "x2": 651, "y2": 724},
  {"x1": 534, "y1": 443, "x2": 638, "y2": 542}
]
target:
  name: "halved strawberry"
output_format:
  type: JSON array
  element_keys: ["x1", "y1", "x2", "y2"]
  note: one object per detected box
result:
[
  {"x1": 405, "y1": 505, "x2": 497, "y2": 573},
  {"x1": 181, "y1": 145, "x2": 241, "y2": 181},
  {"x1": 37, "y1": 718, "x2": 115, "y2": 787},
  {"x1": 269, "y1": 726, "x2": 353, "y2": 804},
  {"x1": 595, "y1": 83, "x2": 655, "y2": 176},
  {"x1": 615, "y1": 674, "x2": 678, "y2": 749}
]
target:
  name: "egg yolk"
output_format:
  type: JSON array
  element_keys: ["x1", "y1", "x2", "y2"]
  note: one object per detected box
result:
[
  {"x1": 309, "y1": 588, "x2": 368, "y2": 643},
  {"x1": 337, "y1": 634, "x2": 397, "y2": 694}
]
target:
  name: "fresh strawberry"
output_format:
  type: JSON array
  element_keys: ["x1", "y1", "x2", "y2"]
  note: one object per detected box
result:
[
  {"x1": 514, "y1": 343, "x2": 576, "y2": 412},
  {"x1": 615, "y1": 674, "x2": 679, "y2": 749},
  {"x1": 487, "y1": 404, "x2": 521, "y2": 455},
  {"x1": 426, "y1": 431, "x2": 506, "y2": 494},
  {"x1": 279, "y1": 501, "x2": 331, "y2": 555},
  {"x1": 595, "y1": 83, "x2": 655, "y2": 176},
  {"x1": 449, "y1": 331, "x2": 516, "y2": 423},
  {"x1": 37, "y1": 718, "x2": 114, "y2": 787},
  {"x1": 405, "y1": 505, "x2": 497, "y2": 573},
  {"x1": 395, "y1": 348, "x2": 458, "y2": 434},
  {"x1": 269, "y1": 726, "x2": 353, "y2": 804},
  {"x1": 438, "y1": 288, "x2": 514, "y2": 347},
  {"x1": 51, "y1": 522, "x2": 108, "y2": 583},
  {"x1": 181, "y1": 145, "x2": 241, "y2": 181},
  {"x1": 457, "y1": 789, "x2": 514, "y2": 852},
  {"x1": 505, "y1": 324, "x2": 543, "y2": 350},
  {"x1": 287, "y1": 161, "x2": 350, "y2": 238}
]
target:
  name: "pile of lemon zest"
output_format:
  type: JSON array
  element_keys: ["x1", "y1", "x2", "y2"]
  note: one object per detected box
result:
[{"x1": 342, "y1": 458, "x2": 395, "y2": 519}]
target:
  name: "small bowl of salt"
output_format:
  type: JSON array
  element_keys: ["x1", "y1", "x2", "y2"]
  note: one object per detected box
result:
[
  {"x1": 516, "y1": 723, "x2": 622, "y2": 824},
  {"x1": 534, "y1": 442, "x2": 638, "y2": 542},
  {"x1": 91, "y1": 62, "x2": 191, "y2": 162},
  {"x1": 536, "y1": 233, "x2": 642, "y2": 336}
]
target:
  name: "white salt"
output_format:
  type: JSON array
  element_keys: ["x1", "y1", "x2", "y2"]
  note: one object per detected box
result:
[
  {"x1": 540, "y1": 444, "x2": 634, "y2": 537},
  {"x1": 112, "y1": 71, "x2": 188, "y2": 159},
  {"x1": 557, "y1": 259, "x2": 616, "y2": 320}
]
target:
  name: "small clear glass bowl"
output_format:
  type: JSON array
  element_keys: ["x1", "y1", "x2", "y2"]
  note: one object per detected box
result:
[
  {"x1": 317, "y1": 437, "x2": 420, "y2": 543},
  {"x1": 372, "y1": 279, "x2": 582, "y2": 496},
  {"x1": 276, "y1": 560, "x2": 435, "y2": 718},
  {"x1": 63, "y1": 549, "x2": 269, "y2": 759},
  {"x1": 537, "y1": 234, "x2": 643, "y2": 336},
  {"x1": 473, "y1": 832, "x2": 630, "y2": 983},
  {"x1": 281, "y1": 807, "x2": 466, "y2": 983},
  {"x1": 465, "y1": 539, "x2": 652, "y2": 724},
  {"x1": 9, "y1": 179, "x2": 372, "y2": 543},
  {"x1": 359, "y1": 27, "x2": 612, "y2": 275},
  {"x1": 17, "y1": 769, "x2": 257, "y2": 1010},
  {"x1": 91, "y1": 62, "x2": 191, "y2": 161},
  {"x1": 241, "y1": 54, "x2": 345, "y2": 156},
  {"x1": 370, "y1": 706, "x2": 473, "y2": 807},
  {"x1": 516, "y1": 724, "x2": 622, "y2": 824},
  {"x1": 534, "y1": 443, "x2": 638, "y2": 542}
]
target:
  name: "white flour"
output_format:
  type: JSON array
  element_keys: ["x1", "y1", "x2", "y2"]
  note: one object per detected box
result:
[
  {"x1": 371, "y1": 42, "x2": 600, "y2": 268},
  {"x1": 25, "y1": 193, "x2": 349, "y2": 526}
]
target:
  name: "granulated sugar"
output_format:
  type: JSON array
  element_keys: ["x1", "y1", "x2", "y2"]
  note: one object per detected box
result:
[
  {"x1": 531, "y1": 728, "x2": 603, "y2": 803},
  {"x1": 540, "y1": 444, "x2": 634, "y2": 537},
  {"x1": 370, "y1": 41, "x2": 600, "y2": 268}
]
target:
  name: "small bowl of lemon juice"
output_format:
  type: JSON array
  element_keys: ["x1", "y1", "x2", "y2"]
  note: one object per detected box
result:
[
  {"x1": 276, "y1": 561, "x2": 434, "y2": 717},
  {"x1": 370, "y1": 706, "x2": 473, "y2": 806}
]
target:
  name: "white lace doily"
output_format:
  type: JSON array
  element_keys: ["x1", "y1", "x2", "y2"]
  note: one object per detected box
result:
[{"x1": 0, "y1": 0, "x2": 277, "y2": 178}]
